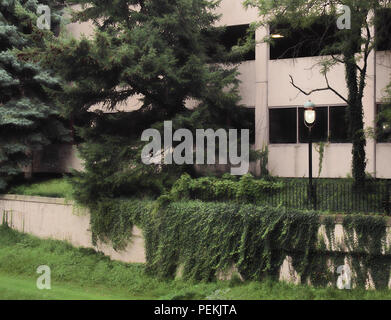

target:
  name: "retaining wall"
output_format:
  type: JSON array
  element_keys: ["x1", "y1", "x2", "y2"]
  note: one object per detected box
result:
[{"x1": 0, "y1": 195, "x2": 145, "y2": 263}]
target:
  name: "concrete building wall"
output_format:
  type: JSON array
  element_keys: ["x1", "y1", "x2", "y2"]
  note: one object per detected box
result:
[{"x1": 214, "y1": 0, "x2": 258, "y2": 26}]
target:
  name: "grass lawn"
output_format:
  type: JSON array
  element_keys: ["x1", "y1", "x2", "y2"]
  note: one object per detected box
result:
[
  {"x1": 2, "y1": 225, "x2": 391, "y2": 300},
  {"x1": 0, "y1": 273, "x2": 142, "y2": 300},
  {"x1": 8, "y1": 178, "x2": 73, "y2": 199}
]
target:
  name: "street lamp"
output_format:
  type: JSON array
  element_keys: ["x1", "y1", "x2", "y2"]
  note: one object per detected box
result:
[
  {"x1": 271, "y1": 33, "x2": 285, "y2": 39},
  {"x1": 304, "y1": 100, "x2": 316, "y2": 209},
  {"x1": 304, "y1": 101, "x2": 316, "y2": 126}
]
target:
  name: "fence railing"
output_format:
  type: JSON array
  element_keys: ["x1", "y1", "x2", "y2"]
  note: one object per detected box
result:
[{"x1": 258, "y1": 180, "x2": 391, "y2": 215}]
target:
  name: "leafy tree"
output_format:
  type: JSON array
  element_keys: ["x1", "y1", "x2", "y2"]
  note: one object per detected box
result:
[
  {"x1": 0, "y1": 0, "x2": 69, "y2": 190},
  {"x1": 43, "y1": 0, "x2": 255, "y2": 205},
  {"x1": 244, "y1": 0, "x2": 391, "y2": 185}
]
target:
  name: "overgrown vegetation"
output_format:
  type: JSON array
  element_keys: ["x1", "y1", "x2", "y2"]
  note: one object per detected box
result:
[
  {"x1": 2, "y1": 225, "x2": 391, "y2": 300},
  {"x1": 169, "y1": 173, "x2": 283, "y2": 203},
  {"x1": 78, "y1": 196, "x2": 391, "y2": 289},
  {"x1": 144, "y1": 201, "x2": 321, "y2": 282},
  {"x1": 168, "y1": 173, "x2": 390, "y2": 214}
]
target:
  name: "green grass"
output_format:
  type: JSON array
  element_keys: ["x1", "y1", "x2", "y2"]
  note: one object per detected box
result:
[
  {"x1": 2, "y1": 225, "x2": 391, "y2": 300},
  {"x1": 0, "y1": 273, "x2": 139, "y2": 300},
  {"x1": 8, "y1": 178, "x2": 73, "y2": 199}
]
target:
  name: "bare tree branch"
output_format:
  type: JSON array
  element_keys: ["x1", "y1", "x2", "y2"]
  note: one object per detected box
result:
[{"x1": 289, "y1": 74, "x2": 349, "y2": 104}]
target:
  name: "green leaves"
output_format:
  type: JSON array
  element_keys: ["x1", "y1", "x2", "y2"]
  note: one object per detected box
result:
[
  {"x1": 169, "y1": 173, "x2": 283, "y2": 203},
  {"x1": 144, "y1": 200, "x2": 320, "y2": 281}
]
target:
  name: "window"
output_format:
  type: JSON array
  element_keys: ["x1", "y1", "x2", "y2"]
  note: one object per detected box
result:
[
  {"x1": 269, "y1": 105, "x2": 350, "y2": 144},
  {"x1": 377, "y1": 104, "x2": 391, "y2": 143},
  {"x1": 269, "y1": 108, "x2": 297, "y2": 144},
  {"x1": 269, "y1": 16, "x2": 341, "y2": 60},
  {"x1": 375, "y1": 9, "x2": 391, "y2": 51},
  {"x1": 203, "y1": 24, "x2": 255, "y2": 62},
  {"x1": 220, "y1": 24, "x2": 255, "y2": 61},
  {"x1": 329, "y1": 106, "x2": 350, "y2": 143},
  {"x1": 230, "y1": 106, "x2": 256, "y2": 144}
]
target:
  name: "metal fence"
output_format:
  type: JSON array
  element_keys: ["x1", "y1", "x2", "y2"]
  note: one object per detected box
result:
[{"x1": 259, "y1": 180, "x2": 391, "y2": 215}]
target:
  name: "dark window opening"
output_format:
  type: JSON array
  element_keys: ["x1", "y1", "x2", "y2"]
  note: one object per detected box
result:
[
  {"x1": 329, "y1": 106, "x2": 350, "y2": 143},
  {"x1": 220, "y1": 24, "x2": 255, "y2": 61},
  {"x1": 235, "y1": 106, "x2": 256, "y2": 144},
  {"x1": 298, "y1": 107, "x2": 328, "y2": 143},
  {"x1": 269, "y1": 105, "x2": 350, "y2": 144},
  {"x1": 375, "y1": 8, "x2": 391, "y2": 51},
  {"x1": 203, "y1": 24, "x2": 255, "y2": 62},
  {"x1": 269, "y1": 108, "x2": 297, "y2": 144},
  {"x1": 377, "y1": 104, "x2": 391, "y2": 143},
  {"x1": 270, "y1": 16, "x2": 341, "y2": 60}
]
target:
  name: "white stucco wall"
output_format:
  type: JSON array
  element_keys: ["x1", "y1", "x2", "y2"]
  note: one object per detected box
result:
[
  {"x1": 268, "y1": 57, "x2": 348, "y2": 107},
  {"x1": 268, "y1": 144, "x2": 352, "y2": 178},
  {"x1": 376, "y1": 51, "x2": 391, "y2": 101},
  {"x1": 214, "y1": 0, "x2": 258, "y2": 27}
]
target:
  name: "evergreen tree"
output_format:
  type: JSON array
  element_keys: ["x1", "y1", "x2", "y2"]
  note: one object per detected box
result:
[
  {"x1": 45, "y1": 0, "x2": 254, "y2": 205},
  {"x1": 0, "y1": 0, "x2": 69, "y2": 190}
]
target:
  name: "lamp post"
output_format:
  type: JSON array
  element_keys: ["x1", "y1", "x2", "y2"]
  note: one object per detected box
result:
[{"x1": 304, "y1": 100, "x2": 316, "y2": 209}]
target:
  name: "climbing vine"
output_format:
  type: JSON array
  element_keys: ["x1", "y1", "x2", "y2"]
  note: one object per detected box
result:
[
  {"x1": 143, "y1": 200, "x2": 321, "y2": 281},
  {"x1": 314, "y1": 142, "x2": 327, "y2": 178},
  {"x1": 87, "y1": 197, "x2": 391, "y2": 289}
]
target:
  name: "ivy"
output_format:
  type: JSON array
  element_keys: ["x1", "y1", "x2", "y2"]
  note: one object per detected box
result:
[
  {"x1": 87, "y1": 197, "x2": 391, "y2": 288},
  {"x1": 342, "y1": 215, "x2": 391, "y2": 289},
  {"x1": 144, "y1": 200, "x2": 320, "y2": 281},
  {"x1": 89, "y1": 198, "x2": 154, "y2": 250}
]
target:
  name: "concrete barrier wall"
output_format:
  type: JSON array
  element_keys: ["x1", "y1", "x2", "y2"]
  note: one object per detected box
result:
[{"x1": 0, "y1": 195, "x2": 145, "y2": 264}]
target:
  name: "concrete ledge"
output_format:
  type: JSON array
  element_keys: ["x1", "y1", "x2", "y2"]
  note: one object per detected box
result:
[
  {"x1": 319, "y1": 213, "x2": 391, "y2": 227},
  {"x1": 0, "y1": 194, "x2": 74, "y2": 206}
]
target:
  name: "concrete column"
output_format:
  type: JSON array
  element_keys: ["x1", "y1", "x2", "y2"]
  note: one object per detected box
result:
[
  {"x1": 255, "y1": 26, "x2": 269, "y2": 176},
  {"x1": 362, "y1": 11, "x2": 377, "y2": 177}
]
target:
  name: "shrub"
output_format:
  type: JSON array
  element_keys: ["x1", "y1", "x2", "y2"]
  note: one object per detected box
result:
[{"x1": 170, "y1": 173, "x2": 283, "y2": 203}]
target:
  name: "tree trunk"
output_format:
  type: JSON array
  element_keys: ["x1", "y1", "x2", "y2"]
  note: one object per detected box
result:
[{"x1": 345, "y1": 50, "x2": 367, "y2": 186}]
